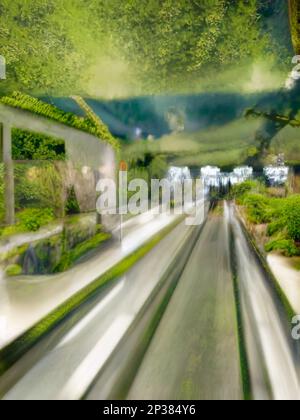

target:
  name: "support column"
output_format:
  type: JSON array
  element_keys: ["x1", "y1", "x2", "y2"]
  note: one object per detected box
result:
[{"x1": 1, "y1": 123, "x2": 15, "y2": 225}]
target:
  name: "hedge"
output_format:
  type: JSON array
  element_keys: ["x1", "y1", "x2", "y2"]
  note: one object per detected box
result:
[{"x1": 0, "y1": 92, "x2": 120, "y2": 150}]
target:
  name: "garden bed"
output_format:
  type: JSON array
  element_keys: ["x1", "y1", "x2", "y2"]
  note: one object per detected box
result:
[{"x1": 0, "y1": 213, "x2": 111, "y2": 276}]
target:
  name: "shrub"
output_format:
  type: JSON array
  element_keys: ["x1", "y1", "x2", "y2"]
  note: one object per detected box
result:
[
  {"x1": 231, "y1": 181, "x2": 257, "y2": 199},
  {"x1": 242, "y1": 193, "x2": 272, "y2": 224},
  {"x1": 0, "y1": 207, "x2": 54, "y2": 237},
  {"x1": 65, "y1": 186, "x2": 80, "y2": 215},
  {"x1": 17, "y1": 208, "x2": 55, "y2": 232},
  {"x1": 265, "y1": 239, "x2": 300, "y2": 257},
  {"x1": 267, "y1": 218, "x2": 286, "y2": 237},
  {"x1": 12, "y1": 128, "x2": 66, "y2": 161},
  {"x1": 54, "y1": 232, "x2": 111, "y2": 272},
  {"x1": 14, "y1": 163, "x2": 67, "y2": 215},
  {"x1": 34, "y1": 164, "x2": 65, "y2": 217},
  {"x1": 5, "y1": 264, "x2": 23, "y2": 277},
  {"x1": 0, "y1": 92, "x2": 119, "y2": 150},
  {"x1": 14, "y1": 164, "x2": 42, "y2": 209},
  {"x1": 284, "y1": 195, "x2": 300, "y2": 241},
  {"x1": 148, "y1": 155, "x2": 168, "y2": 179}
]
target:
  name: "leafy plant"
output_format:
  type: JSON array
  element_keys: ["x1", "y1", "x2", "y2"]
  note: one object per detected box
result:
[
  {"x1": 65, "y1": 186, "x2": 80, "y2": 215},
  {"x1": 242, "y1": 193, "x2": 272, "y2": 224},
  {"x1": 34, "y1": 164, "x2": 65, "y2": 217},
  {"x1": 267, "y1": 218, "x2": 287, "y2": 237},
  {"x1": 1, "y1": 92, "x2": 119, "y2": 150},
  {"x1": 12, "y1": 128, "x2": 66, "y2": 161},
  {"x1": 14, "y1": 164, "x2": 43, "y2": 209},
  {"x1": 54, "y1": 232, "x2": 111, "y2": 272},
  {"x1": 284, "y1": 195, "x2": 300, "y2": 241},
  {"x1": 265, "y1": 239, "x2": 299, "y2": 257},
  {"x1": 230, "y1": 180, "x2": 261, "y2": 202},
  {"x1": 17, "y1": 208, "x2": 55, "y2": 232},
  {"x1": 0, "y1": 208, "x2": 55, "y2": 237},
  {"x1": 5, "y1": 264, "x2": 23, "y2": 277}
]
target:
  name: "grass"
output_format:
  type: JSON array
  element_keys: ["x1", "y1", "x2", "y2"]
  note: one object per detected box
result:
[
  {"x1": 54, "y1": 232, "x2": 112, "y2": 272},
  {"x1": 0, "y1": 208, "x2": 55, "y2": 238},
  {"x1": 0, "y1": 215, "x2": 185, "y2": 375},
  {"x1": 0, "y1": 244, "x2": 29, "y2": 264},
  {"x1": 5, "y1": 264, "x2": 22, "y2": 277}
]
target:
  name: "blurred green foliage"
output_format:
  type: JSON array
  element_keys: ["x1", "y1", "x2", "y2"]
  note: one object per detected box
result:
[
  {"x1": 289, "y1": 0, "x2": 300, "y2": 53},
  {"x1": 0, "y1": 0, "x2": 290, "y2": 95},
  {"x1": 233, "y1": 180, "x2": 300, "y2": 257},
  {"x1": 0, "y1": 208, "x2": 55, "y2": 237},
  {"x1": 12, "y1": 128, "x2": 66, "y2": 161},
  {"x1": 5, "y1": 264, "x2": 23, "y2": 277},
  {"x1": 16, "y1": 208, "x2": 55, "y2": 232},
  {"x1": 265, "y1": 239, "x2": 299, "y2": 257},
  {"x1": 65, "y1": 186, "x2": 80, "y2": 216},
  {"x1": 284, "y1": 195, "x2": 300, "y2": 241},
  {"x1": 1, "y1": 92, "x2": 119, "y2": 149}
]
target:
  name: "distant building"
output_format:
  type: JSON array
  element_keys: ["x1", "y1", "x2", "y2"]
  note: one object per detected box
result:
[
  {"x1": 264, "y1": 166, "x2": 289, "y2": 186},
  {"x1": 201, "y1": 166, "x2": 253, "y2": 190},
  {"x1": 233, "y1": 166, "x2": 253, "y2": 179},
  {"x1": 168, "y1": 166, "x2": 191, "y2": 184},
  {"x1": 201, "y1": 166, "x2": 221, "y2": 177},
  {"x1": 201, "y1": 166, "x2": 221, "y2": 189}
]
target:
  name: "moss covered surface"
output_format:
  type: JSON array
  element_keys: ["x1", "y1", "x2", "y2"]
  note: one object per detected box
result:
[{"x1": 0, "y1": 92, "x2": 120, "y2": 150}]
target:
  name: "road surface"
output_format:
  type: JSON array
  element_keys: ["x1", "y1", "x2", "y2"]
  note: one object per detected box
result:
[
  {"x1": 127, "y1": 215, "x2": 243, "y2": 400},
  {"x1": 1, "y1": 203, "x2": 299, "y2": 400},
  {"x1": 1, "y1": 217, "x2": 200, "y2": 400}
]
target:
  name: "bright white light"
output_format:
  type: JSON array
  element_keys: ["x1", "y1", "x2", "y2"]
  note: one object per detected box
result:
[
  {"x1": 200, "y1": 166, "x2": 253, "y2": 190},
  {"x1": 167, "y1": 166, "x2": 191, "y2": 184},
  {"x1": 264, "y1": 166, "x2": 289, "y2": 186}
]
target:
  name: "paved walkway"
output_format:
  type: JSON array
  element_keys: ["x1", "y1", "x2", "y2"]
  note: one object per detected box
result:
[
  {"x1": 267, "y1": 254, "x2": 300, "y2": 314},
  {"x1": 128, "y1": 216, "x2": 242, "y2": 400},
  {"x1": 0, "y1": 210, "x2": 179, "y2": 349}
]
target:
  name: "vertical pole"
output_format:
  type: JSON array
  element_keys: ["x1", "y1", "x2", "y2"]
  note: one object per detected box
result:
[
  {"x1": 2, "y1": 123, "x2": 15, "y2": 225},
  {"x1": 119, "y1": 161, "x2": 128, "y2": 244}
]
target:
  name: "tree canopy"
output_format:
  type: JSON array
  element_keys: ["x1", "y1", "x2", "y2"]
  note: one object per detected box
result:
[{"x1": 0, "y1": 0, "x2": 292, "y2": 97}]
